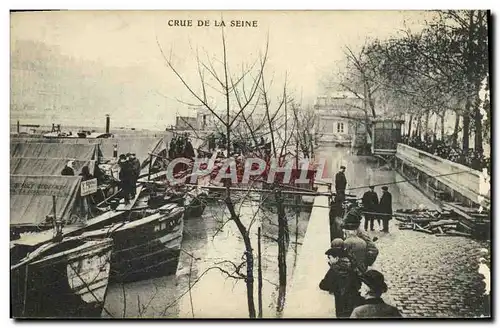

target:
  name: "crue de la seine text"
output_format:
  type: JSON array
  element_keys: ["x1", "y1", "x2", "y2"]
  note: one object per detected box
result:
[{"x1": 167, "y1": 20, "x2": 258, "y2": 28}]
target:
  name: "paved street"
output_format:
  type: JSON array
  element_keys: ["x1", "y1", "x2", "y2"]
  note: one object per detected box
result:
[{"x1": 318, "y1": 146, "x2": 490, "y2": 318}]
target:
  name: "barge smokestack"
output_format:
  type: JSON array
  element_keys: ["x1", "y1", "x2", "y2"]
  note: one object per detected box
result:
[{"x1": 105, "y1": 114, "x2": 110, "y2": 134}]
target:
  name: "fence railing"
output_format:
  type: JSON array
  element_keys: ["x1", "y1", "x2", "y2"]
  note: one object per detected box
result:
[{"x1": 396, "y1": 143, "x2": 490, "y2": 202}]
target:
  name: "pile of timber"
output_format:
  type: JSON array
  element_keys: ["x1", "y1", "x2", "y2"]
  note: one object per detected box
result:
[
  {"x1": 395, "y1": 208, "x2": 471, "y2": 237},
  {"x1": 442, "y1": 202, "x2": 490, "y2": 240}
]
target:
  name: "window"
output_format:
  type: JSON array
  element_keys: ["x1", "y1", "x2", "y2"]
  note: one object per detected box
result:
[{"x1": 337, "y1": 122, "x2": 344, "y2": 133}]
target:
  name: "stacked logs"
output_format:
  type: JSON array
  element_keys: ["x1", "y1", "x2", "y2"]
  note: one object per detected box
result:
[{"x1": 395, "y1": 209, "x2": 471, "y2": 237}]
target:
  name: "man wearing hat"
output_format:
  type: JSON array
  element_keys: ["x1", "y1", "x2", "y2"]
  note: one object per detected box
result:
[
  {"x1": 118, "y1": 154, "x2": 134, "y2": 204},
  {"x1": 350, "y1": 270, "x2": 402, "y2": 318},
  {"x1": 379, "y1": 186, "x2": 393, "y2": 233},
  {"x1": 320, "y1": 238, "x2": 364, "y2": 318},
  {"x1": 362, "y1": 186, "x2": 379, "y2": 231},
  {"x1": 129, "y1": 153, "x2": 141, "y2": 197},
  {"x1": 335, "y1": 166, "x2": 347, "y2": 199},
  {"x1": 342, "y1": 203, "x2": 379, "y2": 270}
]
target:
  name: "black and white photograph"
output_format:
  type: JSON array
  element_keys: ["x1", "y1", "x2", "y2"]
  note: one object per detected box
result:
[{"x1": 9, "y1": 9, "x2": 491, "y2": 319}]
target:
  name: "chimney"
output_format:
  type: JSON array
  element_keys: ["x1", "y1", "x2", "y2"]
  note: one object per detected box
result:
[
  {"x1": 105, "y1": 114, "x2": 110, "y2": 134},
  {"x1": 17, "y1": 120, "x2": 20, "y2": 134}
]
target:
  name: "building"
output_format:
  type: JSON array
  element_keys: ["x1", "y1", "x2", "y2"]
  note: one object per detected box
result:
[
  {"x1": 175, "y1": 116, "x2": 198, "y2": 131},
  {"x1": 314, "y1": 91, "x2": 367, "y2": 147}
]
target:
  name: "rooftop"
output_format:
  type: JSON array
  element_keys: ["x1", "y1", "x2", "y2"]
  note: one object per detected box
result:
[{"x1": 316, "y1": 91, "x2": 362, "y2": 100}]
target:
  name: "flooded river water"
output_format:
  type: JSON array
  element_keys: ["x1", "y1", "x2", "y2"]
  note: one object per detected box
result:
[{"x1": 104, "y1": 194, "x2": 311, "y2": 318}]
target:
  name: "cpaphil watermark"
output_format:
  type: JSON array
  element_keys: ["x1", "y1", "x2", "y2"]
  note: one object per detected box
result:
[{"x1": 163, "y1": 156, "x2": 329, "y2": 186}]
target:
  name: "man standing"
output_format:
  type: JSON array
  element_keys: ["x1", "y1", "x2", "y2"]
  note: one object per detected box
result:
[
  {"x1": 129, "y1": 153, "x2": 141, "y2": 198},
  {"x1": 350, "y1": 270, "x2": 402, "y2": 318},
  {"x1": 320, "y1": 238, "x2": 364, "y2": 318},
  {"x1": 118, "y1": 154, "x2": 134, "y2": 205},
  {"x1": 362, "y1": 186, "x2": 379, "y2": 231},
  {"x1": 335, "y1": 166, "x2": 347, "y2": 199},
  {"x1": 379, "y1": 186, "x2": 393, "y2": 233}
]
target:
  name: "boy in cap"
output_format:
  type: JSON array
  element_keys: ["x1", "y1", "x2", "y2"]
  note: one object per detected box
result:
[
  {"x1": 320, "y1": 239, "x2": 364, "y2": 318},
  {"x1": 379, "y1": 186, "x2": 393, "y2": 233},
  {"x1": 350, "y1": 270, "x2": 402, "y2": 318}
]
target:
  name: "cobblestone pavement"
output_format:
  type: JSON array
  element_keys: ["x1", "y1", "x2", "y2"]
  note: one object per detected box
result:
[
  {"x1": 368, "y1": 222, "x2": 489, "y2": 318},
  {"x1": 319, "y1": 147, "x2": 490, "y2": 318}
]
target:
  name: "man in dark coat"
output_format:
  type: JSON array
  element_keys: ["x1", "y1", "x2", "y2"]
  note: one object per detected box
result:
[
  {"x1": 79, "y1": 165, "x2": 94, "y2": 181},
  {"x1": 329, "y1": 195, "x2": 345, "y2": 241},
  {"x1": 379, "y1": 186, "x2": 393, "y2": 233},
  {"x1": 219, "y1": 133, "x2": 227, "y2": 149},
  {"x1": 61, "y1": 160, "x2": 75, "y2": 176},
  {"x1": 184, "y1": 138, "x2": 195, "y2": 158},
  {"x1": 320, "y1": 239, "x2": 364, "y2": 318},
  {"x1": 118, "y1": 155, "x2": 134, "y2": 204},
  {"x1": 362, "y1": 186, "x2": 379, "y2": 231},
  {"x1": 129, "y1": 153, "x2": 141, "y2": 198},
  {"x1": 335, "y1": 166, "x2": 347, "y2": 198},
  {"x1": 350, "y1": 270, "x2": 402, "y2": 318},
  {"x1": 208, "y1": 134, "x2": 216, "y2": 151}
]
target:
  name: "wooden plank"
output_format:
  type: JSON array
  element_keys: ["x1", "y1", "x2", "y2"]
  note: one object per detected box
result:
[
  {"x1": 138, "y1": 171, "x2": 167, "y2": 182},
  {"x1": 115, "y1": 186, "x2": 144, "y2": 211},
  {"x1": 414, "y1": 223, "x2": 433, "y2": 234},
  {"x1": 443, "y1": 203, "x2": 478, "y2": 222}
]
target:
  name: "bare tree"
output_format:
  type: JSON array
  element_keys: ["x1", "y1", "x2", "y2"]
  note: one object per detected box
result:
[{"x1": 157, "y1": 27, "x2": 269, "y2": 318}]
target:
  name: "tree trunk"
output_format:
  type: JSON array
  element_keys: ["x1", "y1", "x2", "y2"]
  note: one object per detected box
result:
[
  {"x1": 407, "y1": 114, "x2": 413, "y2": 138},
  {"x1": 440, "y1": 112, "x2": 445, "y2": 141},
  {"x1": 452, "y1": 111, "x2": 460, "y2": 147},
  {"x1": 416, "y1": 114, "x2": 422, "y2": 139},
  {"x1": 225, "y1": 102, "x2": 256, "y2": 318},
  {"x1": 275, "y1": 189, "x2": 288, "y2": 315},
  {"x1": 257, "y1": 227, "x2": 263, "y2": 318},
  {"x1": 463, "y1": 100, "x2": 471, "y2": 151},
  {"x1": 462, "y1": 10, "x2": 475, "y2": 152},
  {"x1": 474, "y1": 91, "x2": 483, "y2": 154},
  {"x1": 424, "y1": 110, "x2": 430, "y2": 139},
  {"x1": 433, "y1": 113, "x2": 438, "y2": 141},
  {"x1": 226, "y1": 199, "x2": 256, "y2": 318}
]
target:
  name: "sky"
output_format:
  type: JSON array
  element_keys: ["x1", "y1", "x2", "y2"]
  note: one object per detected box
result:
[{"x1": 10, "y1": 10, "x2": 435, "y2": 130}]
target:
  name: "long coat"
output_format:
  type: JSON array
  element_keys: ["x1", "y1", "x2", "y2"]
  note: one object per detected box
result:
[
  {"x1": 319, "y1": 256, "x2": 364, "y2": 318},
  {"x1": 130, "y1": 158, "x2": 141, "y2": 178},
  {"x1": 350, "y1": 298, "x2": 402, "y2": 318},
  {"x1": 362, "y1": 190, "x2": 379, "y2": 211},
  {"x1": 335, "y1": 171, "x2": 347, "y2": 191},
  {"x1": 379, "y1": 191, "x2": 393, "y2": 215}
]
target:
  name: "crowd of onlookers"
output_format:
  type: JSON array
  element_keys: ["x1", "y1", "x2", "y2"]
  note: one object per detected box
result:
[{"x1": 401, "y1": 135, "x2": 490, "y2": 174}]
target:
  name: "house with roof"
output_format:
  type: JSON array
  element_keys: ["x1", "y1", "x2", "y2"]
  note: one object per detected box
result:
[{"x1": 314, "y1": 91, "x2": 368, "y2": 147}]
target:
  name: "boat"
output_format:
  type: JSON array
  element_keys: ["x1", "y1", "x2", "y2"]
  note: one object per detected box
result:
[
  {"x1": 79, "y1": 203, "x2": 185, "y2": 282},
  {"x1": 138, "y1": 171, "x2": 209, "y2": 220},
  {"x1": 11, "y1": 236, "x2": 113, "y2": 318}
]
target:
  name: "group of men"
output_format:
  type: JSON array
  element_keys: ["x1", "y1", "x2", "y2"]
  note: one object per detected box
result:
[
  {"x1": 168, "y1": 134, "x2": 195, "y2": 159},
  {"x1": 207, "y1": 133, "x2": 270, "y2": 156},
  {"x1": 117, "y1": 153, "x2": 141, "y2": 205},
  {"x1": 362, "y1": 185, "x2": 393, "y2": 233},
  {"x1": 334, "y1": 165, "x2": 393, "y2": 233},
  {"x1": 323, "y1": 165, "x2": 400, "y2": 318}
]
